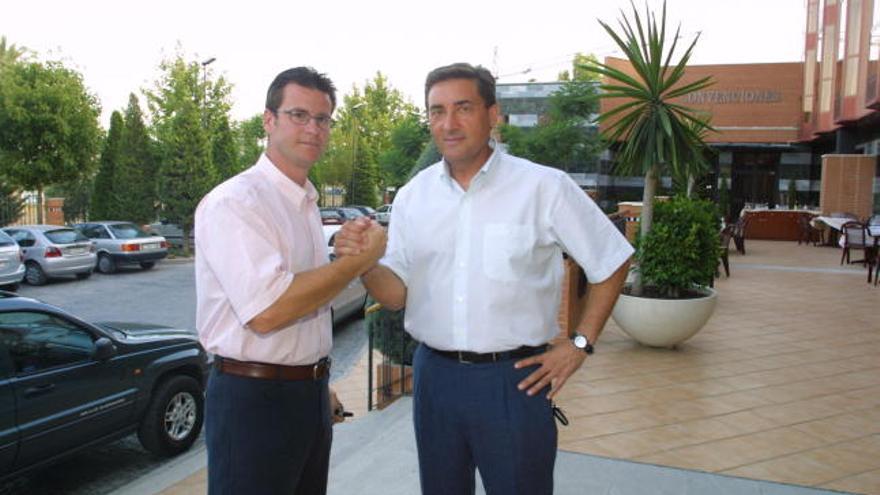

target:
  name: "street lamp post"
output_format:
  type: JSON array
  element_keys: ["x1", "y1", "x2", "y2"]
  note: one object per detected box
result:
[
  {"x1": 348, "y1": 102, "x2": 365, "y2": 204},
  {"x1": 200, "y1": 57, "x2": 216, "y2": 126}
]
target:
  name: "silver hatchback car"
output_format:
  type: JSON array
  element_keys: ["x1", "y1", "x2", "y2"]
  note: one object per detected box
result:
[
  {"x1": 72, "y1": 221, "x2": 169, "y2": 273},
  {"x1": 1, "y1": 225, "x2": 96, "y2": 285},
  {"x1": 0, "y1": 230, "x2": 25, "y2": 290}
]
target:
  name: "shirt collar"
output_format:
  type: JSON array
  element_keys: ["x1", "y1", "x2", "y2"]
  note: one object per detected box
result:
[
  {"x1": 439, "y1": 139, "x2": 502, "y2": 187},
  {"x1": 256, "y1": 153, "x2": 318, "y2": 210}
]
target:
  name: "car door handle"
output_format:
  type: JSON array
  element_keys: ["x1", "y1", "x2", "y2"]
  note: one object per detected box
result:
[{"x1": 24, "y1": 383, "x2": 55, "y2": 397}]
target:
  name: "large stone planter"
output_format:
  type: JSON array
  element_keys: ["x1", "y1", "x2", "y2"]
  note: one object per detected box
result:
[{"x1": 611, "y1": 287, "x2": 717, "y2": 348}]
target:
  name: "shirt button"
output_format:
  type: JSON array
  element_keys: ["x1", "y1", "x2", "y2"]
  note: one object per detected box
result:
[
  {"x1": 458, "y1": 262, "x2": 465, "y2": 268},
  {"x1": 456, "y1": 296, "x2": 464, "y2": 303}
]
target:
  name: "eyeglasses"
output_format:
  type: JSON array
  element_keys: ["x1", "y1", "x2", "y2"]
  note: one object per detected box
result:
[{"x1": 278, "y1": 109, "x2": 334, "y2": 130}]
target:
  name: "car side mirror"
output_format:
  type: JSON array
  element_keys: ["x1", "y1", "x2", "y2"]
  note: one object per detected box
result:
[{"x1": 94, "y1": 337, "x2": 118, "y2": 361}]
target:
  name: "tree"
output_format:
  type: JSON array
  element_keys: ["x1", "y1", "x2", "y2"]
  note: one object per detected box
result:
[
  {"x1": 333, "y1": 73, "x2": 420, "y2": 206},
  {"x1": 147, "y1": 55, "x2": 218, "y2": 254},
  {"x1": 0, "y1": 36, "x2": 28, "y2": 70},
  {"x1": 408, "y1": 139, "x2": 441, "y2": 180},
  {"x1": 212, "y1": 115, "x2": 239, "y2": 180},
  {"x1": 235, "y1": 114, "x2": 265, "y2": 171},
  {"x1": 0, "y1": 60, "x2": 102, "y2": 223},
  {"x1": 91, "y1": 111, "x2": 125, "y2": 219},
  {"x1": 47, "y1": 176, "x2": 93, "y2": 223},
  {"x1": 499, "y1": 77, "x2": 601, "y2": 172},
  {"x1": 0, "y1": 182, "x2": 23, "y2": 226},
  {"x1": 378, "y1": 114, "x2": 430, "y2": 189},
  {"x1": 583, "y1": 1, "x2": 713, "y2": 294},
  {"x1": 117, "y1": 94, "x2": 159, "y2": 224}
]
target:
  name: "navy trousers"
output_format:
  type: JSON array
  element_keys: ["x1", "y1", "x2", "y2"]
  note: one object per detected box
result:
[
  {"x1": 412, "y1": 344, "x2": 557, "y2": 495},
  {"x1": 205, "y1": 366, "x2": 332, "y2": 495}
]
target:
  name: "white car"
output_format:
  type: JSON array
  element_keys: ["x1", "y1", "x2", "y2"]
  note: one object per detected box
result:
[
  {"x1": 375, "y1": 204, "x2": 392, "y2": 225},
  {"x1": 323, "y1": 225, "x2": 367, "y2": 325},
  {"x1": 0, "y1": 230, "x2": 25, "y2": 291}
]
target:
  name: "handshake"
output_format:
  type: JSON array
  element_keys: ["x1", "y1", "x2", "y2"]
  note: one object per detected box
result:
[{"x1": 333, "y1": 217, "x2": 387, "y2": 274}]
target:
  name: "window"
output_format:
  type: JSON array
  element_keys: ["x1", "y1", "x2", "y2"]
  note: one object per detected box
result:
[
  {"x1": 82, "y1": 225, "x2": 111, "y2": 240},
  {"x1": 44, "y1": 229, "x2": 89, "y2": 244},
  {"x1": 0, "y1": 311, "x2": 96, "y2": 374},
  {"x1": 7, "y1": 230, "x2": 36, "y2": 248},
  {"x1": 108, "y1": 223, "x2": 150, "y2": 240}
]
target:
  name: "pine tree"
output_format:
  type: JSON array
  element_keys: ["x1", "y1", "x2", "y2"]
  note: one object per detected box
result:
[
  {"x1": 91, "y1": 111, "x2": 124, "y2": 219},
  {"x1": 157, "y1": 101, "x2": 215, "y2": 254},
  {"x1": 117, "y1": 94, "x2": 158, "y2": 224},
  {"x1": 212, "y1": 115, "x2": 239, "y2": 180}
]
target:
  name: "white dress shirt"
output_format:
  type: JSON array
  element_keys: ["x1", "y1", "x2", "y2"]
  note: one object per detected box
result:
[
  {"x1": 195, "y1": 154, "x2": 331, "y2": 365},
  {"x1": 381, "y1": 144, "x2": 633, "y2": 353}
]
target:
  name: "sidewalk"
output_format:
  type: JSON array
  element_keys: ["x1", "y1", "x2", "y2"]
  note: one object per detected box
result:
[{"x1": 119, "y1": 240, "x2": 879, "y2": 495}]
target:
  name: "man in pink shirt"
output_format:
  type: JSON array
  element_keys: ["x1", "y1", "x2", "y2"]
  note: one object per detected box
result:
[{"x1": 195, "y1": 67, "x2": 385, "y2": 495}]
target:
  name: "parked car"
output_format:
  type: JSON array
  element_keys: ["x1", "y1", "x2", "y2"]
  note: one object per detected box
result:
[
  {"x1": 72, "y1": 221, "x2": 168, "y2": 274},
  {"x1": 323, "y1": 225, "x2": 367, "y2": 325},
  {"x1": 321, "y1": 207, "x2": 365, "y2": 222},
  {"x1": 147, "y1": 222, "x2": 194, "y2": 250},
  {"x1": 346, "y1": 205, "x2": 377, "y2": 219},
  {"x1": 319, "y1": 208, "x2": 344, "y2": 225},
  {"x1": 375, "y1": 204, "x2": 392, "y2": 225},
  {"x1": 0, "y1": 291, "x2": 210, "y2": 481},
  {"x1": 1, "y1": 225, "x2": 96, "y2": 286},
  {"x1": 0, "y1": 231, "x2": 25, "y2": 291}
]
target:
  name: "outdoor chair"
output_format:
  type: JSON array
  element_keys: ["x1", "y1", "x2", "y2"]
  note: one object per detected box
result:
[
  {"x1": 830, "y1": 212, "x2": 859, "y2": 220},
  {"x1": 840, "y1": 221, "x2": 868, "y2": 265},
  {"x1": 732, "y1": 215, "x2": 749, "y2": 255},
  {"x1": 797, "y1": 214, "x2": 824, "y2": 246}
]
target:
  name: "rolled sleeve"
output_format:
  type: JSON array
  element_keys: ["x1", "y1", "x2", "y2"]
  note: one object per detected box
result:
[
  {"x1": 549, "y1": 174, "x2": 633, "y2": 283},
  {"x1": 378, "y1": 191, "x2": 410, "y2": 285},
  {"x1": 196, "y1": 197, "x2": 294, "y2": 326}
]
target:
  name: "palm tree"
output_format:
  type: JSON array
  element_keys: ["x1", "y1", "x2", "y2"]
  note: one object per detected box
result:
[
  {"x1": 582, "y1": 1, "x2": 713, "y2": 294},
  {"x1": 0, "y1": 36, "x2": 27, "y2": 70}
]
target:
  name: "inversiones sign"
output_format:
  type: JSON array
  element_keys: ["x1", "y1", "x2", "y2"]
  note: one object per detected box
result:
[{"x1": 682, "y1": 89, "x2": 782, "y2": 104}]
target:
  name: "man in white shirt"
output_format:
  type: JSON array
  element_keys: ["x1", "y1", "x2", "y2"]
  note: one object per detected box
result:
[
  {"x1": 337, "y1": 63, "x2": 632, "y2": 494},
  {"x1": 195, "y1": 67, "x2": 385, "y2": 495}
]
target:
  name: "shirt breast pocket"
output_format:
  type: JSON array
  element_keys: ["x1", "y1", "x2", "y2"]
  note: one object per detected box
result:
[{"x1": 483, "y1": 223, "x2": 535, "y2": 282}]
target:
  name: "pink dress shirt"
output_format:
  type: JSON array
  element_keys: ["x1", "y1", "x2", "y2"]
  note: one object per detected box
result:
[{"x1": 195, "y1": 154, "x2": 331, "y2": 365}]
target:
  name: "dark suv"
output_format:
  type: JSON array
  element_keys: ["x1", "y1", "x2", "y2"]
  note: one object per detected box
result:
[{"x1": 0, "y1": 291, "x2": 210, "y2": 481}]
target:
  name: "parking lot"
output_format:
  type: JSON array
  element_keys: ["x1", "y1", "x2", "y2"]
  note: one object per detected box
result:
[{"x1": 1, "y1": 260, "x2": 368, "y2": 495}]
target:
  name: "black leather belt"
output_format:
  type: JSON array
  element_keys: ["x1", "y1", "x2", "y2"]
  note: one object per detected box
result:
[{"x1": 428, "y1": 345, "x2": 546, "y2": 364}]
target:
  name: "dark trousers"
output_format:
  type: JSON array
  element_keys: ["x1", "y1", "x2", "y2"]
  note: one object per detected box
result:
[
  {"x1": 205, "y1": 366, "x2": 332, "y2": 495},
  {"x1": 412, "y1": 344, "x2": 557, "y2": 495}
]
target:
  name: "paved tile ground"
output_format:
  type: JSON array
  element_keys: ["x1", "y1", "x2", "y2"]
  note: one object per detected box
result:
[{"x1": 157, "y1": 240, "x2": 879, "y2": 495}]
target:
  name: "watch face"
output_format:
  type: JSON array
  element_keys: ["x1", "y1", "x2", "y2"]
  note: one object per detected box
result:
[{"x1": 573, "y1": 334, "x2": 588, "y2": 348}]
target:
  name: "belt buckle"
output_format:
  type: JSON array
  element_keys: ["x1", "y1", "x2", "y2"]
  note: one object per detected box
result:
[
  {"x1": 313, "y1": 363, "x2": 322, "y2": 379},
  {"x1": 456, "y1": 352, "x2": 473, "y2": 364}
]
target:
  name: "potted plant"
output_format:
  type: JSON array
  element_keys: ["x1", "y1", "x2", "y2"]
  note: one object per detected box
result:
[
  {"x1": 583, "y1": 1, "x2": 719, "y2": 347},
  {"x1": 611, "y1": 197, "x2": 720, "y2": 347}
]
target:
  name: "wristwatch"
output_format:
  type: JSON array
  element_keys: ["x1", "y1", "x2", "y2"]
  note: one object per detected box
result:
[{"x1": 571, "y1": 332, "x2": 594, "y2": 354}]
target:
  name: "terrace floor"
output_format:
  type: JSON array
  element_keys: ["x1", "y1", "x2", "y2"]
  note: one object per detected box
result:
[{"x1": 152, "y1": 239, "x2": 879, "y2": 495}]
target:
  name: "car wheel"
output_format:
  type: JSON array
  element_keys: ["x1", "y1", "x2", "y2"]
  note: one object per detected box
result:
[
  {"x1": 75, "y1": 271, "x2": 92, "y2": 280},
  {"x1": 24, "y1": 262, "x2": 47, "y2": 286},
  {"x1": 138, "y1": 375, "x2": 204, "y2": 457},
  {"x1": 140, "y1": 261, "x2": 155, "y2": 270},
  {"x1": 97, "y1": 253, "x2": 116, "y2": 274}
]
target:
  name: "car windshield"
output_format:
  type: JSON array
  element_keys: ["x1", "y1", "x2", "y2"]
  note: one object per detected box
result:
[
  {"x1": 108, "y1": 223, "x2": 151, "y2": 239},
  {"x1": 0, "y1": 231, "x2": 14, "y2": 247},
  {"x1": 45, "y1": 229, "x2": 89, "y2": 244}
]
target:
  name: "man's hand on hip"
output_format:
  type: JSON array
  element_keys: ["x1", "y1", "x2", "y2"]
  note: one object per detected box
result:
[{"x1": 514, "y1": 336, "x2": 587, "y2": 400}]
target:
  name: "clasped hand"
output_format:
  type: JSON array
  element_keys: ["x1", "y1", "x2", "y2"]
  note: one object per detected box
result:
[{"x1": 335, "y1": 217, "x2": 386, "y2": 264}]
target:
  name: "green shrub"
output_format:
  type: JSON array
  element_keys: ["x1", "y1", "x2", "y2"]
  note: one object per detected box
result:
[
  {"x1": 635, "y1": 196, "x2": 720, "y2": 299},
  {"x1": 366, "y1": 298, "x2": 417, "y2": 365}
]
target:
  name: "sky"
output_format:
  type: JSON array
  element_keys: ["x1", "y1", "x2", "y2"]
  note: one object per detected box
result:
[{"x1": 2, "y1": 0, "x2": 807, "y2": 127}]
